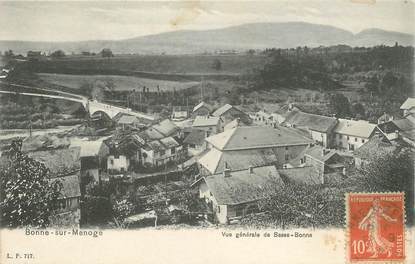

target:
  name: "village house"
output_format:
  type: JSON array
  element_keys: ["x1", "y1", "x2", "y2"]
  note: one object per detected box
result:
[
  {"x1": 28, "y1": 147, "x2": 82, "y2": 227},
  {"x1": 223, "y1": 118, "x2": 250, "y2": 131},
  {"x1": 107, "y1": 149, "x2": 130, "y2": 173},
  {"x1": 282, "y1": 111, "x2": 338, "y2": 148},
  {"x1": 377, "y1": 113, "x2": 394, "y2": 124},
  {"x1": 192, "y1": 101, "x2": 213, "y2": 118},
  {"x1": 70, "y1": 139, "x2": 110, "y2": 182},
  {"x1": 48, "y1": 174, "x2": 82, "y2": 227},
  {"x1": 380, "y1": 113, "x2": 415, "y2": 147},
  {"x1": 151, "y1": 119, "x2": 182, "y2": 139},
  {"x1": 252, "y1": 110, "x2": 276, "y2": 127},
  {"x1": 212, "y1": 104, "x2": 252, "y2": 128},
  {"x1": 192, "y1": 116, "x2": 222, "y2": 136},
  {"x1": 171, "y1": 108, "x2": 188, "y2": 121},
  {"x1": 332, "y1": 119, "x2": 378, "y2": 151},
  {"x1": 353, "y1": 134, "x2": 397, "y2": 169},
  {"x1": 117, "y1": 115, "x2": 146, "y2": 130},
  {"x1": 141, "y1": 136, "x2": 183, "y2": 167},
  {"x1": 272, "y1": 104, "x2": 300, "y2": 124},
  {"x1": 303, "y1": 145, "x2": 345, "y2": 184},
  {"x1": 197, "y1": 126, "x2": 313, "y2": 176},
  {"x1": 193, "y1": 165, "x2": 284, "y2": 224},
  {"x1": 400, "y1": 97, "x2": 415, "y2": 116},
  {"x1": 112, "y1": 133, "x2": 146, "y2": 168},
  {"x1": 183, "y1": 129, "x2": 208, "y2": 156}
]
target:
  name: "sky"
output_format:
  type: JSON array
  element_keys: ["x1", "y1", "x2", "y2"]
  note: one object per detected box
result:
[{"x1": 0, "y1": 0, "x2": 413, "y2": 42}]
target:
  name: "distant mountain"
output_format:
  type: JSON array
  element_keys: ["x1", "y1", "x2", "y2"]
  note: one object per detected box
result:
[{"x1": 0, "y1": 22, "x2": 413, "y2": 55}]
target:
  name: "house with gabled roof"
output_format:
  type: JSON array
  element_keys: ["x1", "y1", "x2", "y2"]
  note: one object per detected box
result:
[
  {"x1": 183, "y1": 129, "x2": 208, "y2": 156},
  {"x1": 141, "y1": 136, "x2": 183, "y2": 167},
  {"x1": 192, "y1": 116, "x2": 222, "y2": 136},
  {"x1": 193, "y1": 165, "x2": 284, "y2": 224},
  {"x1": 282, "y1": 111, "x2": 338, "y2": 148},
  {"x1": 212, "y1": 104, "x2": 252, "y2": 128},
  {"x1": 304, "y1": 145, "x2": 345, "y2": 183},
  {"x1": 117, "y1": 115, "x2": 146, "y2": 130},
  {"x1": 192, "y1": 101, "x2": 213, "y2": 118},
  {"x1": 332, "y1": 119, "x2": 379, "y2": 151},
  {"x1": 353, "y1": 134, "x2": 397, "y2": 169},
  {"x1": 28, "y1": 147, "x2": 82, "y2": 227},
  {"x1": 197, "y1": 126, "x2": 313, "y2": 176},
  {"x1": 151, "y1": 119, "x2": 181, "y2": 138},
  {"x1": 400, "y1": 97, "x2": 415, "y2": 116},
  {"x1": 70, "y1": 139, "x2": 110, "y2": 182}
]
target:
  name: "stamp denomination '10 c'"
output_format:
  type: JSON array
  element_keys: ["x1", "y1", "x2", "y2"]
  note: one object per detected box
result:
[{"x1": 347, "y1": 193, "x2": 405, "y2": 263}]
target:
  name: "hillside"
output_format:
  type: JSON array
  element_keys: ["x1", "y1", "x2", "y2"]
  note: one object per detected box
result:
[{"x1": 0, "y1": 22, "x2": 413, "y2": 55}]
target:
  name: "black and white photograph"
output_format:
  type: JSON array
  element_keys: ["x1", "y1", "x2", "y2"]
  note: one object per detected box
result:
[{"x1": 0, "y1": 1, "x2": 414, "y2": 263}]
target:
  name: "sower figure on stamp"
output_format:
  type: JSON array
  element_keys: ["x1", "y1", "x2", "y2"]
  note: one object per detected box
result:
[{"x1": 358, "y1": 199, "x2": 397, "y2": 258}]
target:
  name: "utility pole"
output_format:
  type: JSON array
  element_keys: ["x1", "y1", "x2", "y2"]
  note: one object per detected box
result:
[
  {"x1": 29, "y1": 119, "x2": 32, "y2": 137},
  {"x1": 200, "y1": 76, "x2": 204, "y2": 102}
]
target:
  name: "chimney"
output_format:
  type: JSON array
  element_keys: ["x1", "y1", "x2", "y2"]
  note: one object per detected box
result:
[
  {"x1": 223, "y1": 168, "x2": 231, "y2": 177},
  {"x1": 248, "y1": 166, "x2": 253, "y2": 174}
]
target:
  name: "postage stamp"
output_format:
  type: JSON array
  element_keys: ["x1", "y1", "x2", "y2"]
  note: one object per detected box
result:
[{"x1": 346, "y1": 193, "x2": 405, "y2": 263}]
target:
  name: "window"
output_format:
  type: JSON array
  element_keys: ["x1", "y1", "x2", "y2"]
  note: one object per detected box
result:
[
  {"x1": 354, "y1": 138, "x2": 357, "y2": 142},
  {"x1": 235, "y1": 207, "x2": 243, "y2": 217},
  {"x1": 285, "y1": 154, "x2": 289, "y2": 161},
  {"x1": 362, "y1": 139, "x2": 365, "y2": 143},
  {"x1": 110, "y1": 159, "x2": 114, "y2": 165},
  {"x1": 347, "y1": 136, "x2": 350, "y2": 140},
  {"x1": 160, "y1": 150, "x2": 166, "y2": 156},
  {"x1": 171, "y1": 147, "x2": 176, "y2": 154},
  {"x1": 217, "y1": 206, "x2": 221, "y2": 213},
  {"x1": 245, "y1": 205, "x2": 259, "y2": 215},
  {"x1": 285, "y1": 146, "x2": 289, "y2": 150},
  {"x1": 349, "y1": 144, "x2": 355, "y2": 151}
]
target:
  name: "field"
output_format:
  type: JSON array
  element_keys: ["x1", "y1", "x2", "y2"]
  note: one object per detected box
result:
[
  {"x1": 37, "y1": 73, "x2": 200, "y2": 92},
  {"x1": 29, "y1": 54, "x2": 268, "y2": 76}
]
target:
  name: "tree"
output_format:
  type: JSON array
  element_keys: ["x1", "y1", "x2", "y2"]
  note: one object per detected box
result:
[
  {"x1": 100, "y1": 48, "x2": 114, "y2": 58},
  {"x1": 212, "y1": 59, "x2": 222, "y2": 71},
  {"x1": 349, "y1": 149, "x2": 414, "y2": 225},
  {"x1": 255, "y1": 182, "x2": 344, "y2": 229},
  {"x1": 329, "y1": 94, "x2": 351, "y2": 118},
  {"x1": 0, "y1": 140, "x2": 62, "y2": 228},
  {"x1": 50, "y1": 50, "x2": 66, "y2": 58},
  {"x1": 4, "y1": 49, "x2": 14, "y2": 58},
  {"x1": 351, "y1": 102, "x2": 365, "y2": 119}
]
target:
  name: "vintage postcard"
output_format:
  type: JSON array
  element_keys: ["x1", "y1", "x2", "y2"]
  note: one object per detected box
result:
[{"x1": 0, "y1": 0, "x2": 414, "y2": 263}]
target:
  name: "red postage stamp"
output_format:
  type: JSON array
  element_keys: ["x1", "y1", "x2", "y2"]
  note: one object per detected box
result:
[{"x1": 347, "y1": 193, "x2": 405, "y2": 263}]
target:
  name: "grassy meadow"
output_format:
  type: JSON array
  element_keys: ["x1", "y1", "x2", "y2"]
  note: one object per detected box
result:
[{"x1": 37, "y1": 73, "x2": 200, "y2": 92}]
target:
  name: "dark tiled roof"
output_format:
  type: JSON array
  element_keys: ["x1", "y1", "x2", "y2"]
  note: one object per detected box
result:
[
  {"x1": 206, "y1": 126, "x2": 313, "y2": 151},
  {"x1": 305, "y1": 145, "x2": 339, "y2": 163},
  {"x1": 283, "y1": 111, "x2": 338, "y2": 133},
  {"x1": 152, "y1": 119, "x2": 180, "y2": 137},
  {"x1": 22, "y1": 135, "x2": 70, "y2": 152},
  {"x1": 183, "y1": 129, "x2": 206, "y2": 145},
  {"x1": 28, "y1": 147, "x2": 81, "y2": 177},
  {"x1": 278, "y1": 166, "x2": 320, "y2": 185},
  {"x1": 204, "y1": 165, "x2": 284, "y2": 205},
  {"x1": 193, "y1": 101, "x2": 213, "y2": 113},
  {"x1": 354, "y1": 134, "x2": 395, "y2": 159},
  {"x1": 198, "y1": 147, "x2": 280, "y2": 174}
]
